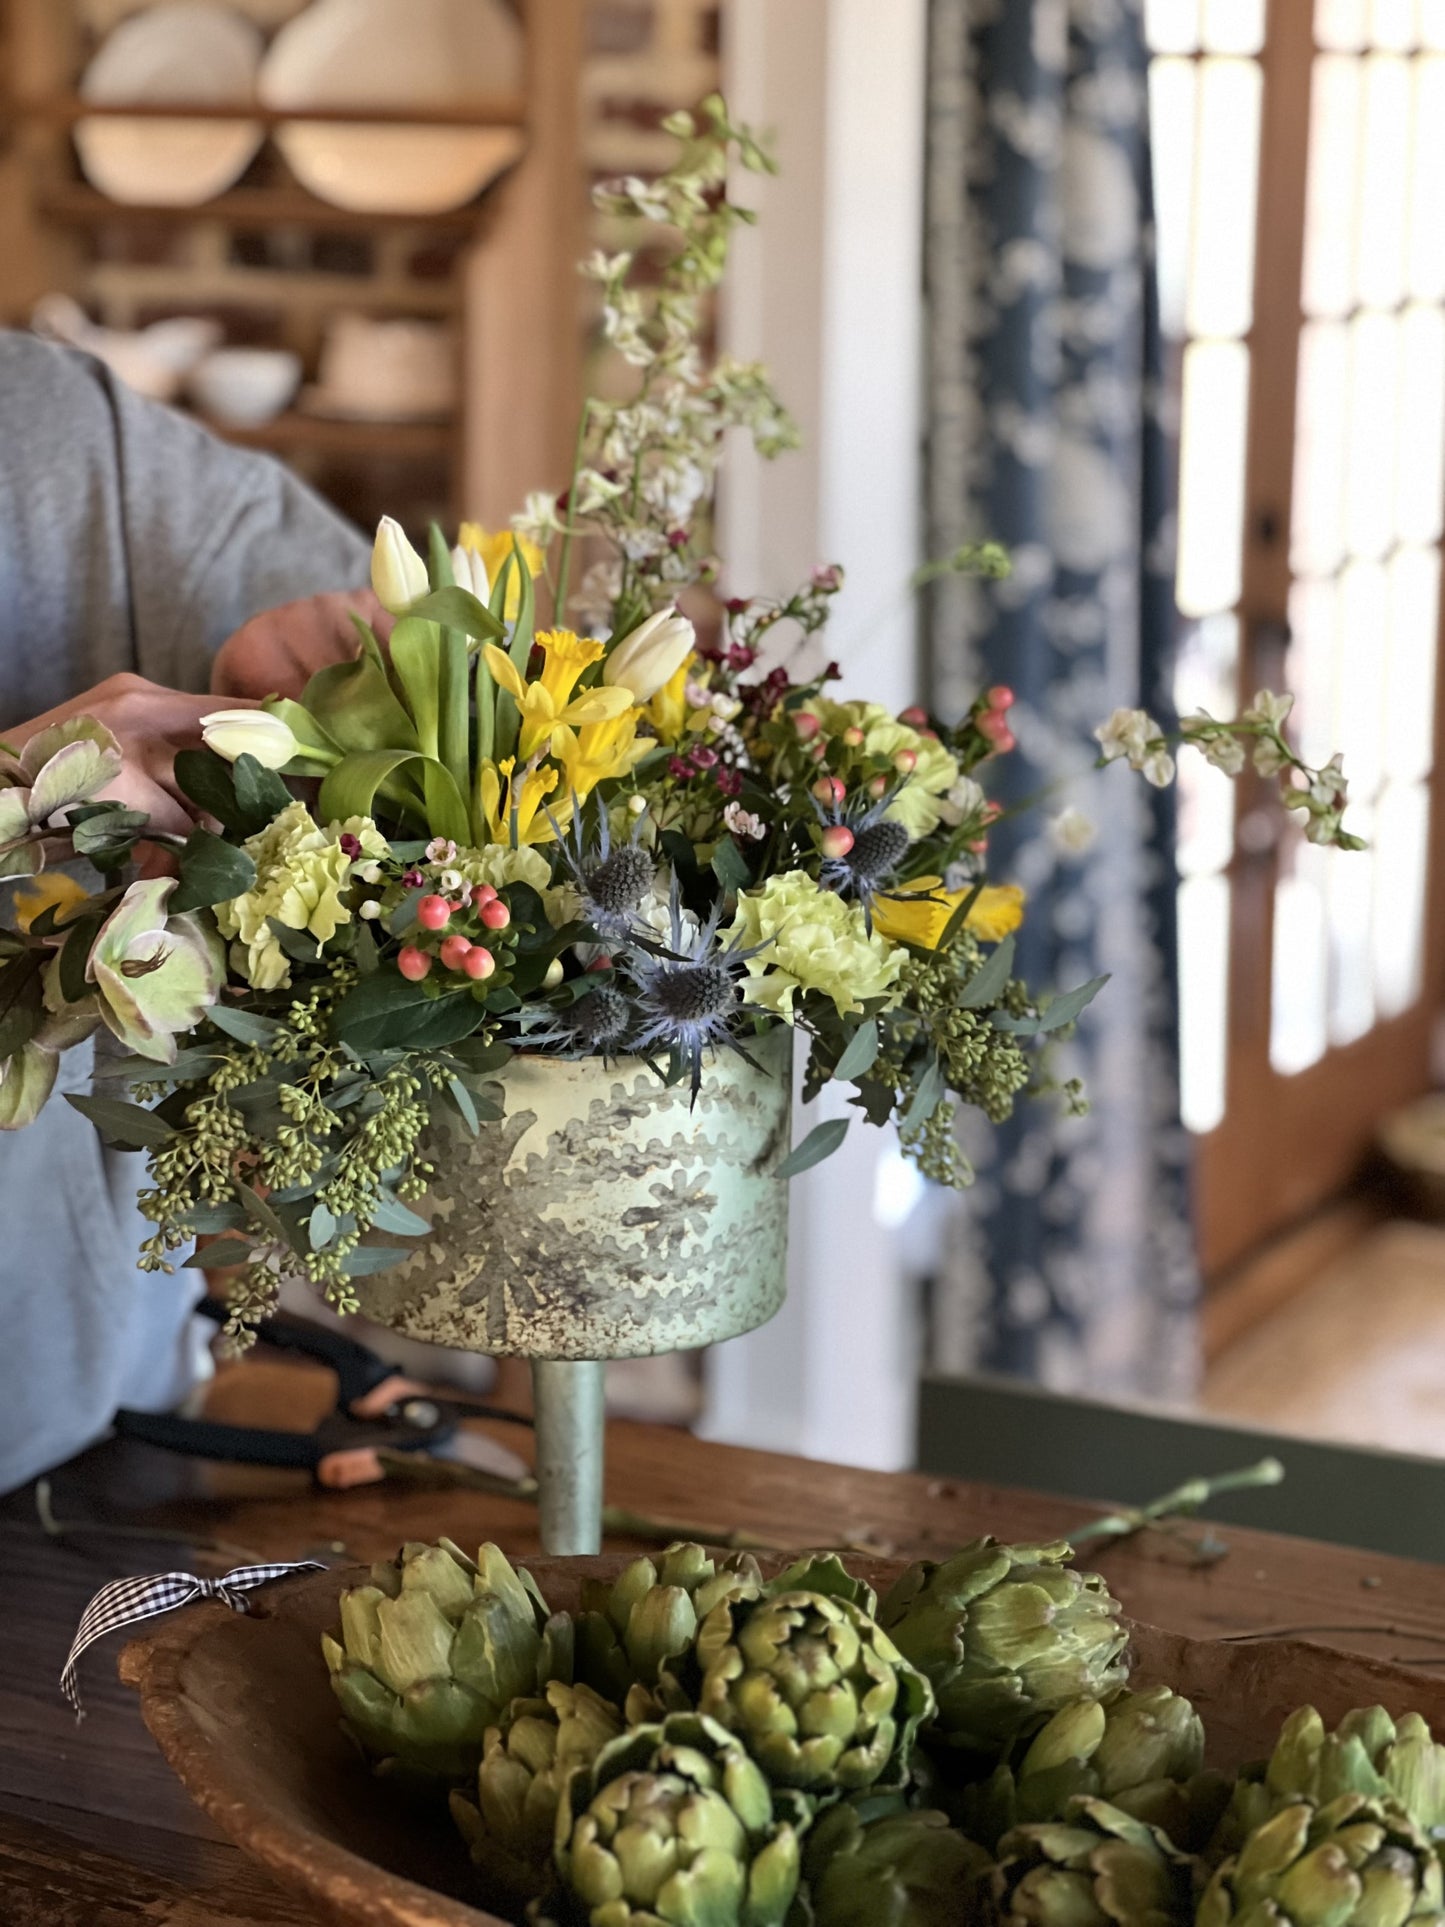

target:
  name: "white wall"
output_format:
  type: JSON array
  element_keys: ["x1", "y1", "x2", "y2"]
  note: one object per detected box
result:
[{"x1": 700, "y1": 0, "x2": 930, "y2": 1469}]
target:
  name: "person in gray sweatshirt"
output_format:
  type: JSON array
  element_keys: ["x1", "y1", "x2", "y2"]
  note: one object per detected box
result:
[{"x1": 0, "y1": 332, "x2": 375, "y2": 1492}]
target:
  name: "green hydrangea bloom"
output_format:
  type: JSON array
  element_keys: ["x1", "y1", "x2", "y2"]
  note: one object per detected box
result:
[
  {"x1": 726, "y1": 870, "x2": 905, "y2": 1019},
  {"x1": 215, "y1": 801, "x2": 385, "y2": 990}
]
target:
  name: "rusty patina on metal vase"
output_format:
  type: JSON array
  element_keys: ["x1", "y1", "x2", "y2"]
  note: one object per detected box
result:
[{"x1": 352, "y1": 1030, "x2": 793, "y2": 1553}]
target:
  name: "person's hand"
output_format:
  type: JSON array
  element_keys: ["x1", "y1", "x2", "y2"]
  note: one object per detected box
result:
[
  {"x1": 210, "y1": 589, "x2": 393, "y2": 702},
  {"x1": 3, "y1": 674, "x2": 250, "y2": 840}
]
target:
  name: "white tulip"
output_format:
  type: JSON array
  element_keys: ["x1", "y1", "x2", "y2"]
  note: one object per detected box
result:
[
  {"x1": 451, "y1": 542, "x2": 490, "y2": 601},
  {"x1": 603, "y1": 609, "x2": 696, "y2": 703},
  {"x1": 370, "y1": 515, "x2": 430, "y2": 615},
  {"x1": 200, "y1": 708, "x2": 298, "y2": 770}
]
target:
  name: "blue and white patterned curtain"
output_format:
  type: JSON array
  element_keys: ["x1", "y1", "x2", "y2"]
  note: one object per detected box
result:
[{"x1": 922, "y1": 0, "x2": 1198, "y2": 1398}]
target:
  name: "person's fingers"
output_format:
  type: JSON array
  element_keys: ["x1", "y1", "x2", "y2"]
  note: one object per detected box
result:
[{"x1": 94, "y1": 767, "x2": 195, "y2": 839}]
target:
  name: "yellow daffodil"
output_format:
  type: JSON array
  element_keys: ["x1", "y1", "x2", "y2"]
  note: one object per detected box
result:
[
  {"x1": 483, "y1": 632, "x2": 635, "y2": 762},
  {"x1": 647, "y1": 654, "x2": 709, "y2": 745},
  {"x1": 553, "y1": 710, "x2": 650, "y2": 798},
  {"x1": 872, "y1": 876, "x2": 1026, "y2": 950},
  {"x1": 458, "y1": 522, "x2": 545, "y2": 619},
  {"x1": 12, "y1": 872, "x2": 92, "y2": 933},
  {"x1": 479, "y1": 758, "x2": 569, "y2": 846}
]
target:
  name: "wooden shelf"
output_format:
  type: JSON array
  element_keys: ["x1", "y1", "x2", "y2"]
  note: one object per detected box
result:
[
  {"x1": 192, "y1": 410, "x2": 454, "y2": 458},
  {"x1": 38, "y1": 179, "x2": 502, "y2": 232},
  {"x1": 12, "y1": 92, "x2": 528, "y2": 129}
]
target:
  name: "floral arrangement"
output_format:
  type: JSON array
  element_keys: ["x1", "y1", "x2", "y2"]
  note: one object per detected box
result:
[
  {"x1": 0, "y1": 99, "x2": 1356, "y2": 1341},
  {"x1": 319, "y1": 1529, "x2": 1441, "y2": 1926}
]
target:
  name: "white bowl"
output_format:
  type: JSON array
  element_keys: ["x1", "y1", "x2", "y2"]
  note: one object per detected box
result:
[
  {"x1": 260, "y1": 0, "x2": 525, "y2": 215},
  {"x1": 76, "y1": 3, "x2": 264, "y2": 207},
  {"x1": 189, "y1": 347, "x2": 302, "y2": 426}
]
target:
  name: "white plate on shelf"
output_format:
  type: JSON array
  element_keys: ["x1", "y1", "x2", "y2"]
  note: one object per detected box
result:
[
  {"x1": 259, "y1": 0, "x2": 526, "y2": 216},
  {"x1": 75, "y1": 3, "x2": 265, "y2": 208}
]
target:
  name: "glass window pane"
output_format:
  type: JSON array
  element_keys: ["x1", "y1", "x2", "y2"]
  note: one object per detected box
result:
[
  {"x1": 1291, "y1": 319, "x2": 1351, "y2": 575},
  {"x1": 1371, "y1": 0, "x2": 1419, "y2": 46},
  {"x1": 1336, "y1": 558, "x2": 1389, "y2": 798},
  {"x1": 1147, "y1": 0, "x2": 1201, "y2": 50},
  {"x1": 1384, "y1": 545, "x2": 1439, "y2": 781},
  {"x1": 1177, "y1": 340, "x2": 1251, "y2": 616},
  {"x1": 1345, "y1": 308, "x2": 1401, "y2": 561},
  {"x1": 1303, "y1": 56, "x2": 1362, "y2": 317},
  {"x1": 1317, "y1": 0, "x2": 1369, "y2": 44},
  {"x1": 1189, "y1": 60, "x2": 1263, "y2": 337},
  {"x1": 1407, "y1": 57, "x2": 1445, "y2": 299},
  {"x1": 1356, "y1": 56, "x2": 1412, "y2": 307},
  {"x1": 1374, "y1": 779, "x2": 1431, "y2": 1014},
  {"x1": 1204, "y1": 0, "x2": 1268, "y2": 50},
  {"x1": 1272, "y1": 852, "x2": 1330, "y2": 1073},
  {"x1": 1396, "y1": 303, "x2": 1445, "y2": 542},
  {"x1": 1150, "y1": 59, "x2": 1197, "y2": 340},
  {"x1": 1179, "y1": 874, "x2": 1232, "y2": 1133},
  {"x1": 1176, "y1": 614, "x2": 1243, "y2": 877},
  {"x1": 1328, "y1": 813, "x2": 1377, "y2": 1043},
  {"x1": 1289, "y1": 574, "x2": 1344, "y2": 769}
]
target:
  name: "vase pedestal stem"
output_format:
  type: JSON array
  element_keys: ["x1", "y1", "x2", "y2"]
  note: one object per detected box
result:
[{"x1": 530, "y1": 1358, "x2": 605, "y2": 1555}]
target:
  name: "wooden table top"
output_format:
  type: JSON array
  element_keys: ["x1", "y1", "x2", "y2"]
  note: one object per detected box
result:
[{"x1": 5, "y1": 1356, "x2": 1445, "y2": 1925}]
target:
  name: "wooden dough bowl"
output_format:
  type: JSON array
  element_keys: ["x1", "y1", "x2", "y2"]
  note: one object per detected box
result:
[{"x1": 119, "y1": 1554, "x2": 1445, "y2": 1927}]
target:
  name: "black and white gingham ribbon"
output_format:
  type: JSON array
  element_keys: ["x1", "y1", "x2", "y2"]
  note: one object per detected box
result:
[{"x1": 61, "y1": 1561, "x2": 325, "y2": 1718}]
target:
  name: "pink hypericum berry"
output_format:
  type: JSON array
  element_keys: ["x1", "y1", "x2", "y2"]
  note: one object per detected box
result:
[
  {"x1": 793, "y1": 712, "x2": 821, "y2": 740},
  {"x1": 842, "y1": 725, "x2": 865, "y2": 747},
  {"x1": 867, "y1": 774, "x2": 889, "y2": 799},
  {"x1": 416, "y1": 894, "x2": 451, "y2": 931},
  {"x1": 899, "y1": 705, "x2": 929, "y2": 728},
  {"x1": 398, "y1": 945, "x2": 432, "y2": 981},
  {"x1": 893, "y1": 749, "x2": 918, "y2": 775},
  {"x1": 968, "y1": 836, "x2": 989, "y2": 854},
  {"x1": 812, "y1": 776, "x2": 846, "y2": 805},
  {"x1": 983, "y1": 802, "x2": 1004, "y2": 824},
  {"x1": 585, "y1": 954, "x2": 613, "y2": 973},
  {"x1": 463, "y1": 945, "x2": 496, "y2": 981},
  {"x1": 480, "y1": 898, "x2": 511, "y2": 932},
  {"x1": 918, "y1": 728, "x2": 940, "y2": 741},
  {"x1": 440, "y1": 935, "x2": 473, "y2": 972},
  {"x1": 820, "y1": 825, "x2": 856, "y2": 859},
  {"x1": 977, "y1": 709, "x2": 1013, "y2": 746},
  {"x1": 809, "y1": 739, "x2": 830, "y2": 763},
  {"x1": 987, "y1": 684, "x2": 1016, "y2": 710},
  {"x1": 471, "y1": 883, "x2": 498, "y2": 908}
]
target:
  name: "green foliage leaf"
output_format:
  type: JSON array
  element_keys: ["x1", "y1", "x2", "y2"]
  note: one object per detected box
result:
[
  {"x1": 831, "y1": 1017, "x2": 880, "y2": 1084},
  {"x1": 900, "y1": 1055, "x2": 945, "y2": 1131},
  {"x1": 938, "y1": 880, "x2": 986, "y2": 952},
  {"x1": 232, "y1": 754, "x2": 293, "y2": 834},
  {"x1": 181, "y1": 1235, "x2": 256, "y2": 1269},
  {"x1": 330, "y1": 970, "x2": 487, "y2": 1054},
  {"x1": 65, "y1": 1091, "x2": 175, "y2": 1148},
  {"x1": 444, "y1": 1073, "x2": 479, "y2": 1134},
  {"x1": 0, "y1": 952, "x2": 45, "y2": 1060},
  {"x1": 341, "y1": 1244, "x2": 413, "y2": 1277},
  {"x1": 174, "y1": 748, "x2": 245, "y2": 834},
  {"x1": 169, "y1": 828, "x2": 256, "y2": 914},
  {"x1": 711, "y1": 836, "x2": 752, "y2": 895},
  {"x1": 58, "y1": 908, "x2": 108, "y2": 1005},
  {"x1": 956, "y1": 934, "x2": 1016, "y2": 1011},
  {"x1": 370, "y1": 1191, "x2": 432, "y2": 1236},
  {"x1": 308, "y1": 1201, "x2": 338, "y2": 1250},
  {"x1": 70, "y1": 807, "x2": 149, "y2": 861},
  {"x1": 1036, "y1": 973, "x2": 1110, "y2": 1033},
  {"x1": 236, "y1": 1181, "x2": 288, "y2": 1245},
  {"x1": 775, "y1": 1116, "x2": 849, "y2": 1180},
  {"x1": 206, "y1": 1004, "x2": 284, "y2": 1046}
]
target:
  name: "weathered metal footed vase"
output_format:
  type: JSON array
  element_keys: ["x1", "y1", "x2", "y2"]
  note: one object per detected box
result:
[{"x1": 353, "y1": 1029, "x2": 793, "y2": 1552}]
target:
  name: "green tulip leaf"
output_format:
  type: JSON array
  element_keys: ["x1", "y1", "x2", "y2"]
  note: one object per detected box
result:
[
  {"x1": 406, "y1": 585, "x2": 504, "y2": 642},
  {"x1": 304, "y1": 651, "x2": 420, "y2": 757},
  {"x1": 318, "y1": 748, "x2": 426, "y2": 826}
]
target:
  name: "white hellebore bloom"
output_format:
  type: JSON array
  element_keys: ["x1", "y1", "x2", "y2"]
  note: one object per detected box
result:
[
  {"x1": 450, "y1": 542, "x2": 489, "y2": 601},
  {"x1": 200, "y1": 708, "x2": 298, "y2": 771},
  {"x1": 370, "y1": 515, "x2": 430, "y2": 615},
  {"x1": 603, "y1": 608, "x2": 696, "y2": 703}
]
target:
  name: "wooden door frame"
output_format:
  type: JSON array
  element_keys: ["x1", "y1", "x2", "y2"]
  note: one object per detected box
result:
[{"x1": 1194, "y1": 0, "x2": 1445, "y2": 1276}]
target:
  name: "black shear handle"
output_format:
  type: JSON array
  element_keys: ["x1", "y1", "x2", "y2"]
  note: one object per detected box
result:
[
  {"x1": 196, "y1": 1295, "x2": 397, "y2": 1406},
  {"x1": 113, "y1": 1407, "x2": 331, "y2": 1468}
]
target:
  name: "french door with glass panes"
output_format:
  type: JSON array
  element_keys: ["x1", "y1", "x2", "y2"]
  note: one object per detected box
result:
[{"x1": 1149, "y1": 0, "x2": 1445, "y2": 1275}]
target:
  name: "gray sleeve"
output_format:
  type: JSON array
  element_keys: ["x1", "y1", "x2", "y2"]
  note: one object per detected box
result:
[{"x1": 106, "y1": 371, "x2": 372, "y2": 693}]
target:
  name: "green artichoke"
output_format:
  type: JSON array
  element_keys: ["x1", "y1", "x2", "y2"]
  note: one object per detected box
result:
[
  {"x1": 962, "y1": 1688, "x2": 1227, "y2": 1852},
  {"x1": 1199, "y1": 1795, "x2": 1444, "y2": 1927},
  {"x1": 991, "y1": 1795, "x2": 1199, "y2": 1927},
  {"x1": 544, "y1": 1711, "x2": 803, "y2": 1927},
  {"x1": 800, "y1": 1794, "x2": 991, "y2": 1926},
  {"x1": 320, "y1": 1538, "x2": 567, "y2": 1782},
  {"x1": 450, "y1": 1680, "x2": 623, "y2": 1900},
  {"x1": 693, "y1": 1582, "x2": 933, "y2": 1795},
  {"x1": 575, "y1": 1541, "x2": 763, "y2": 1708},
  {"x1": 878, "y1": 1539, "x2": 1129, "y2": 1757},
  {"x1": 1217, "y1": 1707, "x2": 1445, "y2": 1857}
]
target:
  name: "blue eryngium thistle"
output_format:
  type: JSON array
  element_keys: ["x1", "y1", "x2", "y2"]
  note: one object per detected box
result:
[
  {"x1": 815, "y1": 785, "x2": 914, "y2": 919},
  {"x1": 624, "y1": 883, "x2": 757, "y2": 1097},
  {"x1": 567, "y1": 980, "x2": 633, "y2": 1053},
  {"x1": 552, "y1": 796, "x2": 656, "y2": 940}
]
